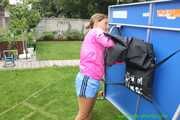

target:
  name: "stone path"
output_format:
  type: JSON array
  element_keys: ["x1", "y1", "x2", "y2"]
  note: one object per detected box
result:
[{"x1": 0, "y1": 59, "x2": 79, "y2": 70}]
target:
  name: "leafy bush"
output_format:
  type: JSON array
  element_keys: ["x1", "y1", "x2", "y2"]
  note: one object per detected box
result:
[
  {"x1": 27, "y1": 30, "x2": 37, "y2": 48},
  {"x1": 63, "y1": 29, "x2": 83, "y2": 41},
  {"x1": 37, "y1": 32, "x2": 56, "y2": 41},
  {"x1": 0, "y1": 28, "x2": 9, "y2": 42},
  {"x1": 37, "y1": 30, "x2": 84, "y2": 41}
]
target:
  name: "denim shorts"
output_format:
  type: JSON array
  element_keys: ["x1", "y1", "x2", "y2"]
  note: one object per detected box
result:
[{"x1": 75, "y1": 72, "x2": 100, "y2": 98}]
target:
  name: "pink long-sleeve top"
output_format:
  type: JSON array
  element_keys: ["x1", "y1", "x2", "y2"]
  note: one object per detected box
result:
[{"x1": 80, "y1": 28, "x2": 114, "y2": 80}]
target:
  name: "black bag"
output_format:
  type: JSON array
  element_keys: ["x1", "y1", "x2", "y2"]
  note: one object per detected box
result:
[
  {"x1": 126, "y1": 38, "x2": 155, "y2": 70},
  {"x1": 124, "y1": 38, "x2": 156, "y2": 99},
  {"x1": 104, "y1": 32, "x2": 127, "y2": 46},
  {"x1": 105, "y1": 33, "x2": 180, "y2": 100},
  {"x1": 104, "y1": 32, "x2": 128, "y2": 65},
  {"x1": 105, "y1": 43, "x2": 127, "y2": 65}
]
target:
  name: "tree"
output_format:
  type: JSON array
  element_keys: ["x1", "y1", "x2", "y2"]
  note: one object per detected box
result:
[
  {"x1": 2, "y1": 0, "x2": 41, "y2": 51},
  {"x1": 8, "y1": 2, "x2": 41, "y2": 35},
  {"x1": 32, "y1": 0, "x2": 63, "y2": 17},
  {"x1": 0, "y1": 0, "x2": 9, "y2": 7},
  {"x1": 33, "y1": 0, "x2": 146, "y2": 19}
]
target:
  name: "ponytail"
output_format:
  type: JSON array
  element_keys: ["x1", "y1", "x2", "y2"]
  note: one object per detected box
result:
[{"x1": 85, "y1": 13, "x2": 108, "y2": 30}]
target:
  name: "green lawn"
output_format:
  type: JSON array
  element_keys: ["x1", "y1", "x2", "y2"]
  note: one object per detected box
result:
[
  {"x1": 0, "y1": 67, "x2": 126, "y2": 120},
  {"x1": 36, "y1": 41, "x2": 81, "y2": 60}
]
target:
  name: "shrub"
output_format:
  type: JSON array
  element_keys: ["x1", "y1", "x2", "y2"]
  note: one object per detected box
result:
[
  {"x1": 63, "y1": 29, "x2": 83, "y2": 41},
  {"x1": 27, "y1": 30, "x2": 37, "y2": 49},
  {"x1": 37, "y1": 30, "x2": 84, "y2": 41},
  {"x1": 37, "y1": 32, "x2": 56, "y2": 41}
]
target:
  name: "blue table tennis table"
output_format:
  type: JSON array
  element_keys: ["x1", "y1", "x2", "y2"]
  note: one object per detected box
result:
[{"x1": 105, "y1": 0, "x2": 180, "y2": 120}]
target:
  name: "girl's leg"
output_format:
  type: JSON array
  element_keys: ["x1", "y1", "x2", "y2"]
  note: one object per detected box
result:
[
  {"x1": 74, "y1": 72, "x2": 100, "y2": 120},
  {"x1": 75, "y1": 96, "x2": 96, "y2": 120}
]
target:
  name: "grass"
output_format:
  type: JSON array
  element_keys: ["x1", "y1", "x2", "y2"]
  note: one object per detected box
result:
[
  {"x1": 36, "y1": 41, "x2": 81, "y2": 60},
  {"x1": 0, "y1": 67, "x2": 126, "y2": 120}
]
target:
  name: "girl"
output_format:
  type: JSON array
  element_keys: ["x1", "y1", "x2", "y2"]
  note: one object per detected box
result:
[{"x1": 75, "y1": 13, "x2": 115, "y2": 120}]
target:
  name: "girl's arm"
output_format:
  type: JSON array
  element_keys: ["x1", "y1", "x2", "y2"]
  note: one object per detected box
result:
[{"x1": 96, "y1": 32, "x2": 115, "y2": 48}]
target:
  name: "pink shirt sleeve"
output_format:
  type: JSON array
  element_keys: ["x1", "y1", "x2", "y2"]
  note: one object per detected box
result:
[{"x1": 95, "y1": 31, "x2": 115, "y2": 48}]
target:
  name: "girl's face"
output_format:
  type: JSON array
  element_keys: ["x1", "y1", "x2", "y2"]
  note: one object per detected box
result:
[{"x1": 94, "y1": 18, "x2": 109, "y2": 32}]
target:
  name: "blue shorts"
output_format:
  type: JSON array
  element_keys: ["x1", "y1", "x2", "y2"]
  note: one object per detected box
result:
[{"x1": 75, "y1": 72, "x2": 100, "y2": 98}]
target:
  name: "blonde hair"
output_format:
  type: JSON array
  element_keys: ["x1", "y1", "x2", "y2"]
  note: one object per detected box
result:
[{"x1": 85, "y1": 13, "x2": 108, "y2": 29}]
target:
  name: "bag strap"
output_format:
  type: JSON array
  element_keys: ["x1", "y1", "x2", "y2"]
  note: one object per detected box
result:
[
  {"x1": 149, "y1": 99, "x2": 167, "y2": 120},
  {"x1": 155, "y1": 49, "x2": 180, "y2": 68},
  {"x1": 131, "y1": 48, "x2": 180, "y2": 85}
]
